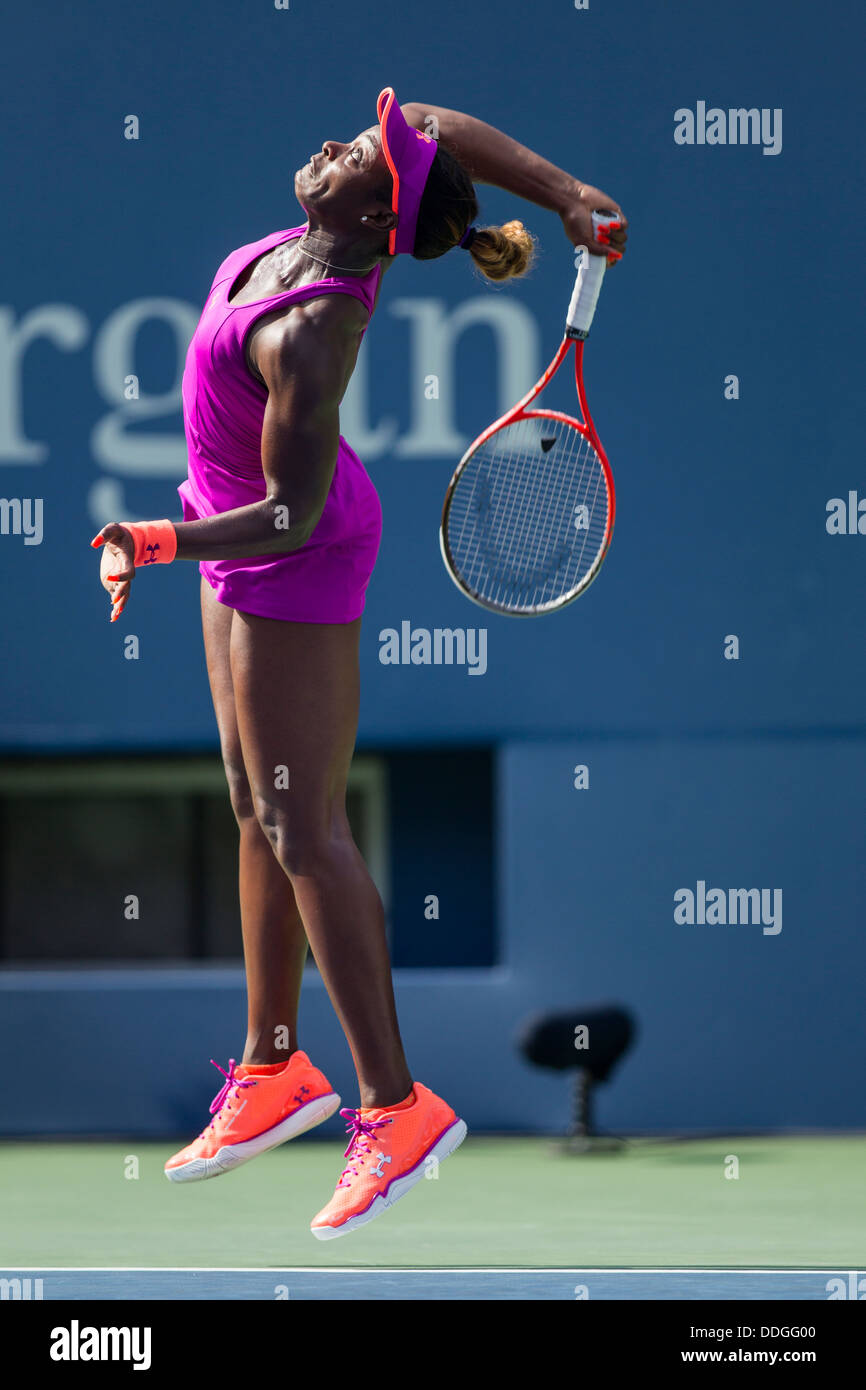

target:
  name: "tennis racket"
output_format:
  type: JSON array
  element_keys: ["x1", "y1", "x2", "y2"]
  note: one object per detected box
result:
[{"x1": 440, "y1": 210, "x2": 620, "y2": 616}]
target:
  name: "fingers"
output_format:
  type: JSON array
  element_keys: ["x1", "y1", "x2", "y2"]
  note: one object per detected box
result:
[
  {"x1": 587, "y1": 239, "x2": 622, "y2": 260},
  {"x1": 595, "y1": 218, "x2": 627, "y2": 266},
  {"x1": 102, "y1": 559, "x2": 132, "y2": 621},
  {"x1": 91, "y1": 521, "x2": 128, "y2": 549},
  {"x1": 107, "y1": 579, "x2": 130, "y2": 622},
  {"x1": 587, "y1": 237, "x2": 623, "y2": 262},
  {"x1": 93, "y1": 523, "x2": 135, "y2": 619}
]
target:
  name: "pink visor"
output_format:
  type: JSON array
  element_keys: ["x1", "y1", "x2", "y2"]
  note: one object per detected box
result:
[{"x1": 376, "y1": 87, "x2": 438, "y2": 256}]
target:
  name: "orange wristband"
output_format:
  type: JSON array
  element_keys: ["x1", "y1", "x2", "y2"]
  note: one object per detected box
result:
[{"x1": 121, "y1": 519, "x2": 178, "y2": 567}]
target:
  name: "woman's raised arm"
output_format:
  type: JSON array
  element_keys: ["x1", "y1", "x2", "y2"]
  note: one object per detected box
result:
[{"x1": 400, "y1": 101, "x2": 628, "y2": 261}]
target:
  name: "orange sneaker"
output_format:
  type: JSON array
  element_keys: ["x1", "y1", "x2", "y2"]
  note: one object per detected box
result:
[
  {"x1": 310, "y1": 1083, "x2": 467, "y2": 1239},
  {"x1": 165, "y1": 1051, "x2": 340, "y2": 1183}
]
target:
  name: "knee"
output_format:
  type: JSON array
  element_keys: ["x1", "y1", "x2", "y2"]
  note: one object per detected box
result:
[
  {"x1": 253, "y1": 800, "x2": 332, "y2": 877},
  {"x1": 223, "y1": 757, "x2": 257, "y2": 825}
]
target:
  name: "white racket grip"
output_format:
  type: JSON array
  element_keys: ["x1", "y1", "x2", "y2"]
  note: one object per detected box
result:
[{"x1": 566, "y1": 211, "x2": 619, "y2": 339}]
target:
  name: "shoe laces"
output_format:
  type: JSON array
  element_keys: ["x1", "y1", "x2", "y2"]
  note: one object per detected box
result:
[
  {"x1": 205, "y1": 1058, "x2": 256, "y2": 1130},
  {"x1": 337, "y1": 1107, "x2": 393, "y2": 1187}
]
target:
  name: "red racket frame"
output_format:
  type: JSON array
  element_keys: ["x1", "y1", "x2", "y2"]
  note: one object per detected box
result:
[{"x1": 440, "y1": 334, "x2": 615, "y2": 615}]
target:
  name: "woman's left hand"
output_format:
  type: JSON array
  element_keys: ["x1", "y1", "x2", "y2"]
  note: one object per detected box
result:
[
  {"x1": 92, "y1": 523, "x2": 136, "y2": 622},
  {"x1": 560, "y1": 181, "x2": 628, "y2": 263}
]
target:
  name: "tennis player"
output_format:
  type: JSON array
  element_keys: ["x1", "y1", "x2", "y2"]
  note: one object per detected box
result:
[{"x1": 91, "y1": 87, "x2": 627, "y2": 1239}]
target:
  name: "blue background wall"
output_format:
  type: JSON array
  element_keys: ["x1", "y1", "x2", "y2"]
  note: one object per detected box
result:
[{"x1": 0, "y1": 0, "x2": 863, "y2": 1132}]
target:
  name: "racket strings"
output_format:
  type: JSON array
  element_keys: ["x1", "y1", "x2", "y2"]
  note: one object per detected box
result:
[
  {"x1": 445, "y1": 415, "x2": 609, "y2": 612},
  {"x1": 456, "y1": 445, "x2": 597, "y2": 603}
]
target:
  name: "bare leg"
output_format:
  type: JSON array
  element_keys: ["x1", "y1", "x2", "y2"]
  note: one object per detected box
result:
[
  {"x1": 229, "y1": 609, "x2": 413, "y2": 1110},
  {"x1": 201, "y1": 579, "x2": 308, "y2": 1064}
]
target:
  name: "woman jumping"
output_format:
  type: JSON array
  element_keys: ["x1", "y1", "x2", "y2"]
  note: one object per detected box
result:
[{"x1": 91, "y1": 87, "x2": 628, "y2": 1239}]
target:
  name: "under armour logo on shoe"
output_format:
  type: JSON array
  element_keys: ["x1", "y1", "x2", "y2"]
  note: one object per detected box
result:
[
  {"x1": 371, "y1": 1152, "x2": 392, "y2": 1178},
  {"x1": 294, "y1": 1086, "x2": 310, "y2": 1104}
]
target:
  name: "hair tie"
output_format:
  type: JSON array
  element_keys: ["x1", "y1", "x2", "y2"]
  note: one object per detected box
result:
[{"x1": 458, "y1": 224, "x2": 477, "y2": 250}]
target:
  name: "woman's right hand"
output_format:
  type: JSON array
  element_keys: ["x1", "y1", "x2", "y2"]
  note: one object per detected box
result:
[{"x1": 560, "y1": 181, "x2": 628, "y2": 263}]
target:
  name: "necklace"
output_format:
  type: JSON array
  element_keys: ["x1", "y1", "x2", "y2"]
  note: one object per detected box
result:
[{"x1": 283, "y1": 237, "x2": 370, "y2": 279}]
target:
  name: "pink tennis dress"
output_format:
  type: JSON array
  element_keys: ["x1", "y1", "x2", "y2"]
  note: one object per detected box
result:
[{"x1": 178, "y1": 225, "x2": 383, "y2": 622}]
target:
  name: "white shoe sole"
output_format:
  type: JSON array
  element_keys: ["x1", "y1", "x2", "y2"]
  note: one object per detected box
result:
[
  {"x1": 311, "y1": 1117, "x2": 468, "y2": 1240},
  {"x1": 165, "y1": 1092, "x2": 341, "y2": 1184}
]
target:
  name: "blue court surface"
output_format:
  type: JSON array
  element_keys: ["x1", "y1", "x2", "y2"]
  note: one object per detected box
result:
[{"x1": 3, "y1": 1267, "x2": 860, "y2": 1300}]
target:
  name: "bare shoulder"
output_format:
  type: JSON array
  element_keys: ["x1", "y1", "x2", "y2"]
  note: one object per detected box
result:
[
  {"x1": 257, "y1": 291, "x2": 369, "y2": 354},
  {"x1": 249, "y1": 292, "x2": 369, "y2": 394}
]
